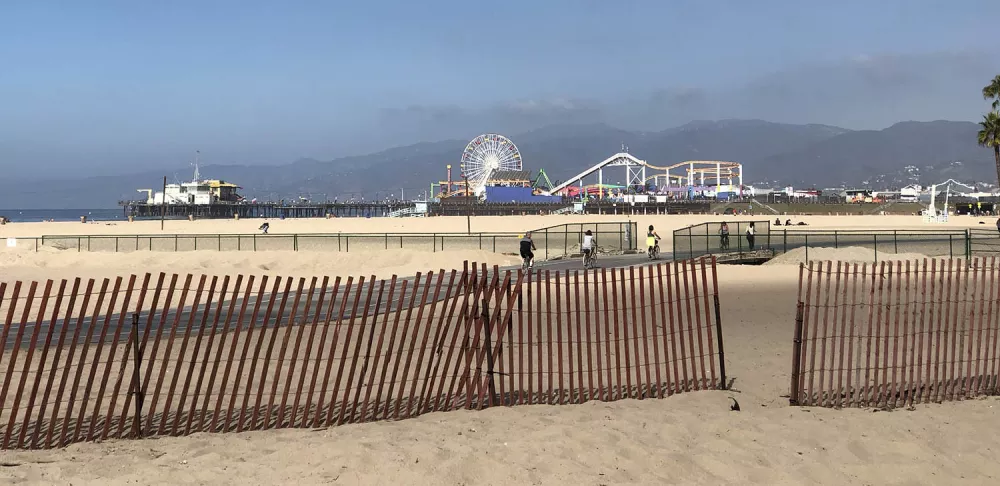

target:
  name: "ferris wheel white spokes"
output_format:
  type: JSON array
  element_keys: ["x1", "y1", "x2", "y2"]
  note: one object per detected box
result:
[{"x1": 460, "y1": 133, "x2": 523, "y2": 194}]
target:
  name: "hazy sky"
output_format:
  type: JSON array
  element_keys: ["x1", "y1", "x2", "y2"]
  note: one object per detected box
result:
[{"x1": 2, "y1": 0, "x2": 999, "y2": 178}]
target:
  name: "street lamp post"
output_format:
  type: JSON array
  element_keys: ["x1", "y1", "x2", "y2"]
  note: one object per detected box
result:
[{"x1": 461, "y1": 164, "x2": 471, "y2": 234}]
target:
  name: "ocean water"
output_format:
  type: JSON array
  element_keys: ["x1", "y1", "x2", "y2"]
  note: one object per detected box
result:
[{"x1": 0, "y1": 208, "x2": 126, "y2": 223}]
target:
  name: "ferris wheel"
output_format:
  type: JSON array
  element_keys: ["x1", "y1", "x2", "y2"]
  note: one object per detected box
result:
[{"x1": 460, "y1": 133, "x2": 523, "y2": 194}]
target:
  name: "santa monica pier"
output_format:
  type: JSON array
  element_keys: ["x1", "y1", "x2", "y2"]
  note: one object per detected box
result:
[{"x1": 121, "y1": 132, "x2": 751, "y2": 220}]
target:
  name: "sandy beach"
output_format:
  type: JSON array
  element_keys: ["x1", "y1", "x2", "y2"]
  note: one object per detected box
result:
[
  {"x1": 0, "y1": 213, "x2": 991, "y2": 284},
  {"x1": 1, "y1": 214, "x2": 999, "y2": 484},
  {"x1": 0, "y1": 213, "x2": 993, "y2": 239}
]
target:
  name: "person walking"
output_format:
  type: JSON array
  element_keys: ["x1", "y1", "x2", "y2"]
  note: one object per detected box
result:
[
  {"x1": 746, "y1": 222, "x2": 756, "y2": 250},
  {"x1": 719, "y1": 222, "x2": 730, "y2": 250}
]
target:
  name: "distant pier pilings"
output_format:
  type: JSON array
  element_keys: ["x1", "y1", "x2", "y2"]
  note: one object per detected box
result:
[{"x1": 119, "y1": 200, "x2": 714, "y2": 219}]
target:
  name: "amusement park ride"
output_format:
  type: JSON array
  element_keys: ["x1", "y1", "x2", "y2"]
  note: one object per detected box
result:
[
  {"x1": 431, "y1": 134, "x2": 746, "y2": 200},
  {"x1": 923, "y1": 178, "x2": 976, "y2": 223},
  {"x1": 542, "y1": 146, "x2": 744, "y2": 199},
  {"x1": 433, "y1": 133, "x2": 530, "y2": 198}
]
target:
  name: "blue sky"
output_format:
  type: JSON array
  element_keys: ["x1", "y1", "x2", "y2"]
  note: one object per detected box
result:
[{"x1": 2, "y1": 0, "x2": 999, "y2": 177}]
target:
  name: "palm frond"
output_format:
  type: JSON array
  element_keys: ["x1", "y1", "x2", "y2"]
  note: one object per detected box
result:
[
  {"x1": 979, "y1": 111, "x2": 1000, "y2": 148},
  {"x1": 984, "y1": 74, "x2": 1000, "y2": 101}
]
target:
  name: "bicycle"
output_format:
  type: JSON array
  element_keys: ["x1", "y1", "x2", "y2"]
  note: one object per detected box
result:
[
  {"x1": 583, "y1": 248, "x2": 597, "y2": 269},
  {"x1": 522, "y1": 255, "x2": 532, "y2": 271},
  {"x1": 647, "y1": 240, "x2": 660, "y2": 260}
]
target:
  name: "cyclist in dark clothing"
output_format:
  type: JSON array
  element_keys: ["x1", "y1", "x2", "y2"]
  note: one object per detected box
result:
[{"x1": 520, "y1": 232, "x2": 537, "y2": 268}]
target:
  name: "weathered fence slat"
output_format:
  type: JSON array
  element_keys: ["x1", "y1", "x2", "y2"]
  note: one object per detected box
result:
[
  {"x1": 0, "y1": 257, "x2": 724, "y2": 449},
  {"x1": 791, "y1": 257, "x2": 1000, "y2": 409}
]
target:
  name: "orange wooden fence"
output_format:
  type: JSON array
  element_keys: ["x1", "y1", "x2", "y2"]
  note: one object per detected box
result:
[
  {"x1": 0, "y1": 257, "x2": 724, "y2": 449},
  {"x1": 791, "y1": 258, "x2": 1000, "y2": 408}
]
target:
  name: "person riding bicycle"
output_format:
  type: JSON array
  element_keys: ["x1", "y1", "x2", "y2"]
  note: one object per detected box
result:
[
  {"x1": 581, "y1": 229, "x2": 595, "y2": 265},
  {"x1": 646, "y1": 225, "x2": 661, "y2": 257},
  {"x1": 520, "y1": 232, "x2": 537, "y2": 268}
]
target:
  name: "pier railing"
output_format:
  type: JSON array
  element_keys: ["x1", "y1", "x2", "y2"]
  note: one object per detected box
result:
[{"x1": 8, "y1": 222, "x2": 638, "y2": 260}]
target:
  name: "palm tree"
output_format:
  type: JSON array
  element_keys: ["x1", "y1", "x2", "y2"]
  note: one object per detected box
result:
[
  {"x1": 979, "y1": 111, "x2": 1000, "y2": 186},
  {"x1": 984, "y1": 75, "x2": 1000, "y2": 110}
]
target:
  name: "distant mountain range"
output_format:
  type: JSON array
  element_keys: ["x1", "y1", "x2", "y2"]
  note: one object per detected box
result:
[{"x1": 1, "y1": 119, "x2": 995, "y2": 209}]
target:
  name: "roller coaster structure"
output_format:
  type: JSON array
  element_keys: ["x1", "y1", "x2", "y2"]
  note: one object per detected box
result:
[{"x1": 541, "y1": 152, "x2": 743, "y2": 198}]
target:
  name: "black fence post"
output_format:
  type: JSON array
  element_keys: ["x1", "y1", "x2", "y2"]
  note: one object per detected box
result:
[
  {"x1": 789, "y1": 302, "x2": 804, "y2": 406},
  {"x1": 713, "y1": 294, "x2": 727, "y2": 390},
  {"x1": 130, "y1": 313, "x2": 145, "y2": 438},
  {"x1": 705, "y1": 223, "x2": 710, "y2": 255}
]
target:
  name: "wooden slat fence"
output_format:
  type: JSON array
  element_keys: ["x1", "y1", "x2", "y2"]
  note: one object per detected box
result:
[
  {"x1": 0, "y1": 257, "x2": 724, "y2": 450},
  {"x1": 790, "y1": 258, "x2": 1000, "y2": 409}
]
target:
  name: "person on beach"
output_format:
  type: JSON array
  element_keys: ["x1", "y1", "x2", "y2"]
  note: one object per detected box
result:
[
  {"x1": 646, "y1": 225, "x2": 661, "y2": 256},
  {"x1": 746, "y1": 221, "x2": 756, "y2": 250},
  {"x1": 520, "y1": 232, "x2": 537, "y2": 268},
  {"x1": 581, "y1": 229, "x2": 595, "y2": 265},
  {"x1": 719, "y1": 222, "x2": 730, "y2": 250},
  {"x1": 259, "y1": 221, "x2": 269, "y2": 234}
]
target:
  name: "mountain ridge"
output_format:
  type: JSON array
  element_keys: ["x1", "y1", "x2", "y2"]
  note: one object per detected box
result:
[{"x1": 0, "y1": 119, "x2": 992, "y2": 208}]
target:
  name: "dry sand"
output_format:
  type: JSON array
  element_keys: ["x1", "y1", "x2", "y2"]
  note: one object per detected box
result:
[
  {"x1": 1, "y1": 213, "x2": 990, "y2": 283},
  {"x1": 0, "y1": 213, "x2": 993, "y2": 239},
  {"x1": 1, "y1": 215, "x2": 999, "y2": 484},
  {"x1": 764, "y1": 246, "x2": 932, "y2": 266},
  {"x1": 0, "y1": 246, "x2": 516, "y2": 284}
]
